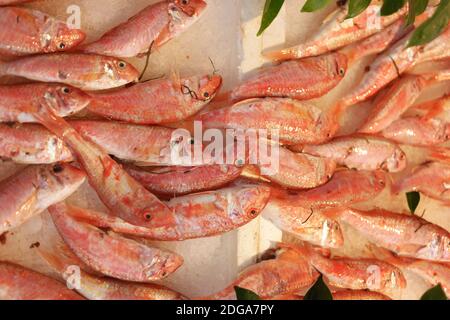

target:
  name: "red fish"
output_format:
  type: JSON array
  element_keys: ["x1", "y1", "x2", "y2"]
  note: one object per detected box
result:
[
  {"x1": 264, "y1": 3, "x2": 407, "y2": 61},
  {"x1": 57, "y1": 184, "x2": 270, "y2": 241},
  {"x1": 0, "y1": 0, "x2": 33, "y2": 5},
  {"x1": 88, "y1": 74, "x2": 222, "y2": 124},
  {"x1": 126, "y1": 165, "x2": 243, "y2": 196},
  {"x1": 49, "y1": 202, "x2": 183, "y2": 282},
  {"x1": 231, "y1": 53, "x2": 347, "y2": 102},
  {"x1": 0, "y1": 7, "x2": 85, "y2": 56},
  {"x1": 0, "y1": 54, "x2": 139, "y2": 90},
  {"x1": 0, "y1": 124, "x2": 73, "y2": 164},
  {"x1": 34, "y1": 102, "x2": 173, "y2": 229},
  {"x1": 0, "y1": 164, "x2": 85, "y2": 234},
  {"x1": 83, "y1": 0, "x2": 207, "y2": 58},
  {"x1": 0, "y1": 262, "x2": 84, "y2": 300},
  {"x1": 0, "y1": 83, "x2": 91, "y2": 123}
]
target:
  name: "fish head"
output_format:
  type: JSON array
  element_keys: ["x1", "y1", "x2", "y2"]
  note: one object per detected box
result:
[
  {"x1": 330, "y1": 52, "x2": 348, "y2": 78},
  {"x1": 44, "y1": 85, "x2": 92, "y2": 117},
  {"x1": 196, "y1": 74, "x2": 223, "y2": 101},
  {"x1": 143, "y1": 251, "x2": 183, "y2": 281},
  {"x1": 372, "y1": 170, "x2": 387, "y2": 192},
  {"x1": 383, "y1": 148, "x2": 407, "y2": 172},
  {"x1": 235, "y1": 185, "x2": 271, "y2": 220},
  {"x1": 105, "y1": 59, "x2": 139, "y2": 85},
  {"x1": 173, "y1": 0, "x2": 207, "y2": 17},
  {"x1": 47, "y1": 24, "x2": 86, "y2": 53},
  {"x1": 321, "y1": 218, "x2": 344, "y2": 249}
]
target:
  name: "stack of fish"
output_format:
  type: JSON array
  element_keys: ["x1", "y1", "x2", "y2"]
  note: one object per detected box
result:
[{"x1": 0, "y1": 0, "x2": 448, "y2": 300}]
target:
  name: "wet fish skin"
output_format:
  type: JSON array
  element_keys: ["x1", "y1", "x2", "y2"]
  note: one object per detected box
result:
[
  {"x1": 83, "y1": 0, "x2": 207, "y2": 58},
  {"x1": 0, "y1": 83, "x2": 91, "y2": 123},
  {"x1": 302, "y1": 134, "x2": 407, "y2": 172},
  {"x1": 262, "y1": 200, "x2": 344, "y2": 248},
  {"x1": 359, "y1": 71, "x2": 450, "y2": 134},
  {"x1": 0, "y1": 54, "x2": 139, "y2": 90},
  {"x1": 126, "y1": 165, "x2": 243, "y2": 196},
  {"x1": 49, "y1": 202, "x2": 183, "y2": 282},
  {"x1": 0, "y1": 262, "x2": 84, "y2": 300},
  {"x1": 0, "y1": 7, "x2": 85, "y2": 56},
  {"x1": 392, "y1": 161, "x2": 450, "y2": 204},
  {"x1": 0, "y1": 163, "x2": 86, "y2": 234},
  {"x1": 0, "y1": 0, "x2": 33, "y2": 5},
  {"x1": 264, "y1": 4, "x2": 407, "y2": 61},
  {"x1": 291, "y1": 244, "x2": 406, "y2": 294},
  {"x1": 63, "y1": 184, "x2": 271, "y2": 241},
  {"x1": 271, "y1": 170, "x2": 387, "y2": 208},
  {"x1": 34, "y1": 103, "x2": 173, "y2": 228},
  {"x1": 231, "y1": 52, "x2": 347, "y2": 102},
  {"x1": 0, "y1": 124, "x2": 73, "y2": 164},
  {"x1": 327, "y1": 208, "x2": 450, "y2": 262},
  {"x1": 88, "y1": 74, "x2": 222, "y2": 124},
  {"x1": 269, "y1": 290, "x2": 391, "y2": 300},
  {"x1": 204, "y1": 245, "x2": 319, "y2": 300},
  {"x1": 198, "y1": 98, "x2": 335, "y2": 145}
]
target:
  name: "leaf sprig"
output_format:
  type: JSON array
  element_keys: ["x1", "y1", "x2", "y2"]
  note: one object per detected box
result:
[{"x1": 258, "y1": 0, "x2": 450, "y2": 47}]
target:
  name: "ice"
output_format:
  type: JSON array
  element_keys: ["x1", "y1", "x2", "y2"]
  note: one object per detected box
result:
[{"x1": 0, "y1": 0, "x2": 448, "y2": 299}]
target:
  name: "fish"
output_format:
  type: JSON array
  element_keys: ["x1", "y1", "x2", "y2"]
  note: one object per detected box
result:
[
  {"x1": 82, "y1": 0, "x2": 207, "y2": 58},
  {"x1": 0, "y1": 124, "x2": 73, "y2": 164},
  {"x1": 369, "y1": 245, "x2": 450, "y2": 298},
  {"x1": 271, "y1": 169, "x2": 387, "y2": 208},
  {"x1": 49, "y1": 202, "x2": 183, "y2": 282},
  {"x1": 231, "y1": 52, "x2": 347, "y2": 102},
  {"x1": 125, "y1": 165, "x2": 243, "y2": 196},
  {"x1": 0, "y1": 7, "x2": 85, "y2": 56},
  {"x1": 301, "y1": 134, "x2": 407, "y2": 172},
  {"x1": 382, "y1": 96, "x2": 450, "y2": 146},
  {"x1": 258, "y1": 146, "x2": 336, "y2": 190},
  {"x1": 0, "y1": 163, "x2": 86, "y2": 234},
  {"x1": 359, "y1": 71, "x2": 450, "y2": 134},
  {"x1": 262, "y1": 199, "x2": 344, "y2": 248},
  {"x1": 0, "y1": 83, "x2": 91, "y2": 123},
  {"x1": 37, "y1": 219, "x2": 187, "y2": 300},
  {"x1": 0, "y1": 54, "x2": 139, "y2": 90},
  {"x1": 269, "y1": 290, "x2": 391, "y2": 300},
  {"x1": 0, "y1": 262, "x2": 84, "y2": 300},
  {"x1": 325, "y1": 208, "x2": 450, "y2": 262},
  {"x1": 415, "y1": 26, "x2": 450, "y2": 64},
  {"x1": 87, "y1": 74, "x2": 222, "y2": 124},
  {"x1": 34, "y1": 102, "x2": 174, "y2": 228},
  {"x1": 340, "y1": 19, "x2": 411, "y2": 66},
  {"x1": 392, "y1": 161, "x2": 450, "y2": 204},
  {"x1": 290, "y1": 244, "x2": 406, "y2": 294},
  {"x1": 263, "y1": 3, "x2": 407, "y2": 61},
  {"x1": 55, "y1": 184, "x2": 271, "y2": 241},
  {"x1": 198, "y1": 98, "x2": 337, "y2": 145},
  {"x1": 203, "y1": 245, "x2": 319, "y2": 300}
]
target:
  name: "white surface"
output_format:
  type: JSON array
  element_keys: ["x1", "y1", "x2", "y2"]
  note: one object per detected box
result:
[{"x1": 0, "y1": 0, "x2": 448, "y2": 299}]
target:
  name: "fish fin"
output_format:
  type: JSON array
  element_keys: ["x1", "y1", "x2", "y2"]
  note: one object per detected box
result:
[
  {"x1": 365, "y1": 243, "x2": 407, "y2": 266},
  {"x1": 33, "y1": 98, "x2": 75, "y2": 138},
  {"x1": 424, "y1": 146, "x2": 450, "y2": 164}
]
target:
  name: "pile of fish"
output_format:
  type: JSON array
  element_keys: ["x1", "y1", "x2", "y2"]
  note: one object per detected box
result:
[{"x1": 0, "y1": 0, "x2": 449, "y2": 300}]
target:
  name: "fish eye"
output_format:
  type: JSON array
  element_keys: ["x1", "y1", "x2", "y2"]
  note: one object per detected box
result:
[
  {"x1": 118, "y1": 61, "x2": 127, "y2": 69},
  {"x1": 339, "y1": 68, "x2": 345, "y2": 76},
  {"x1": 203, "y1": 92, "x2": 210, "y2": 98},
  {"x1": 248, "y1": 208, "x2": 258, "y2": 216},
  {"x1": 61, "y1": 87, "x2": 71, "y2": 94},
  {"x1": 181, "y1": 0, "x2": 189, "y2": 4},
  {"x1": 144, "y1": 212, "x2": 152, "y2": 221},
  {"x1": 58, "y1": 42, "x2": 66, "y2": 50},
  {"x1": 52, "y1": 164, "x2": 64, "y2": 173}
]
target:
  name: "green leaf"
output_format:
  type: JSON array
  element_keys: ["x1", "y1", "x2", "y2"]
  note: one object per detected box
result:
[
  {"x1": 346, "y1": 0, "x2": 371, "y2": 19},
  {"x1": 234, "y1": 286, "x2": 261, "y2": 300},
  {"x1": 406, "y1": 0, "x2": 429, "y2": 26},
  {"x1": 301, "y1": 0, "x2": 332, "y2": 12},
  {"x1": 406, "y1": 191, "x2": 420, "y2": 214},
  {"x1": 304, "y1": 275, "x2": 333, "y2": 300},
  {"x1": 415, "y1": 0, "x2": 429, "y2": 15},
  {"x1": 420, "y1": 284, "x2": 448, "y2": 300},
  {"x1": 381, "y1": 0, "x2": 406, "y2": 16},
  {"x1": 257, "y1": 0, "x2": 285, "y2": 36},
  {"x1": 408, "y1": 0, "x2": 450, "y2": 47}
]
